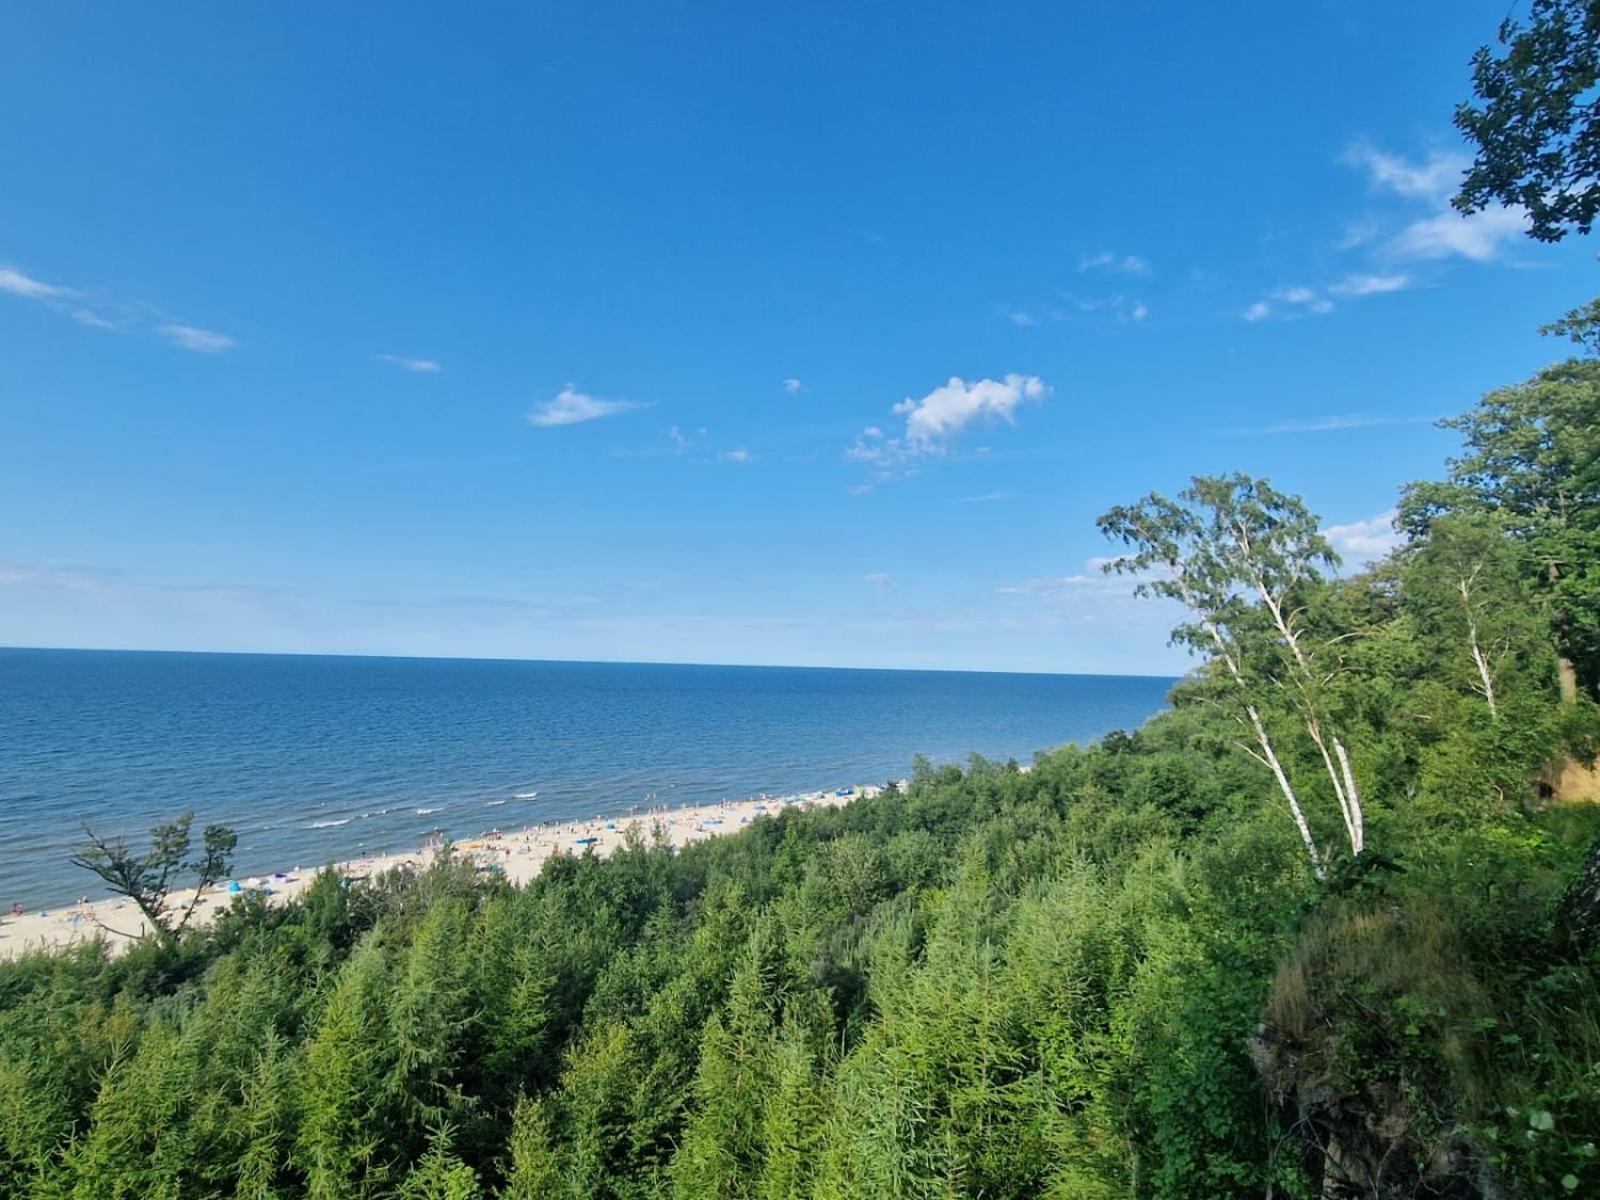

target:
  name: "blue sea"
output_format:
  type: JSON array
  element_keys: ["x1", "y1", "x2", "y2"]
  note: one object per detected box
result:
[{"x1": 0, "y1": 648, "x2": 1175, "y2": 908}]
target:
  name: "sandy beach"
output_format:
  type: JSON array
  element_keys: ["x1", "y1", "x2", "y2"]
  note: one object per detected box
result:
[{"x1": 0, "y1": 783, "x2": 887, "y2": 959}]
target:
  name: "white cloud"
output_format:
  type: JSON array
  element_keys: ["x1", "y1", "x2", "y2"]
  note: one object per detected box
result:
[
  {"x1": 864, "y1": 573, "x2": 894, "y2": 589},
  {"x1": 1342, "y1": 143, "x2": 1529, "y2": 263},
  {"x1": 1322, "y1": 509, "x2": 1404, "y2": 562},
  {"x1": 1244, "y1": 274, "x2": 1410, "y2": 324},
  {"x1": 782, "y1": 378, "x2": 804, "y2": 395},
  {"x1": 846, "y1": 428, "x2": 911, "y2": 471},
  {"x1": 1345, "y1": 145, "x2": 1467, "y2": 203},
  {"x1": 527, "y1": 384, "x2": 642, "y2": 428},
  {"x1": 378, "y1": 353, "x2": 442, "y2": 373},
  {"x1": 159, "y1": 324, "x2": 236, "y2": 353},
  {"x1": 1079, "y1": 251, "x2": 1150, "y2": 276},
  {"x1": 719, "y1": 448, "x2": 752, "y2": 464},
  {"x1": 0, "y1": 265, "x2": 72, "y2": 300},
  {"x1": 1328, "y1": 272, "x2": 1411, "y2": 297},
  {"x1": 849, "y1": 374, "x2": 1047, "y2": 478},
  {"x1": 1007, "y1": 309, "x2": 1040, "y2": 327},
  {"x1": 1129, "y1": 301, "x2": 1149, "y2": 322},
  {"x1": 1244, "y1": 286, "x2": 1335, "y2": 321},
  {"x1": 2, "y1": 259, "x2": 242, "y2": 352},
  {"x1": 893, "y1": 374, "x2": 1048, "y2": 445},
  {"x1": 1275, "y1": 285, "x2": 1334, "y2": 313},
  {"x1": 1391, "y1": 204, "x2": 1527, "y2": 262}
]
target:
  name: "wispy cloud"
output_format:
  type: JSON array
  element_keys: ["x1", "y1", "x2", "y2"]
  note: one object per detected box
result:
[
  {"x1": 960, "y1": 490, "x2": 1017, "y2": 504},
  {"x1": 527, "y1": 384, "x2": 644, "y2": 428},
  {"x1": 71, "y1": 308, "x2": 119, "y2": 330},
  {"x1": 1087, "y1": 294, "x2": 1147, "y2": 322},
  {"x1": 996, "y1": 557, "x2": 1175, "y2": 625},
  {"x1": 997, "y1": 572, "x2": 1118, "y2": 599},
  {"x1": 2, "y1": 257, "x2": 237, "y2": 352},
  {"x1": 1243, "y1": 274, "x2": 1411, "y2": 321},
  {"x1": 1247, "y1": 143, "x2": 1526, "y2": 323},
  {"x1": 1344, "y1": 144, "x2": 1467, "y2": 203},
  {"x1": 1328, "y1": 272, "x2": 1411, "y2": 297},
  {"x1": 159, "y1": 324, "x2": 236, "y2": 354},
  {"x1": 864, "y1": 573, "x2": 895, "y2": 589},
  {"x1": 782, "y1": 377, "x2": 804, "y2": 395},
  {"x1": 1232, "y1": 413, "x2": 1435, "y2": 435},
  {"x1": 1079, "y1": 251, "x2": 1150, "y2": 276},
  {"x1": 1323, "y1": 508, "x2": 1404, "y2": 562},
  {"x1": 378, "y1": 353, "x2": 442, "y2": 373},
  {"x1": 0, "y1": 559, "x2": 283, "y2": 607},
  {"x1": 1004, "y1": 294, "x2": 1145, "y2": 326},
  {"x1": 1344, "y1": 142, "x2": 1528, "y2": 262},
  {"x1": 1391, "y1": 206, "x2": 1527, "y2": 262},
  {"x1": 1242, "y1": 285, "x2": 1332, "y2": 321},
  {"x1": 0, "y1": 265, "x2": 73, "y2": 300},
  {"x1": 718, "y1": 448, "x2": 753, "y2": 464},
  {"x1": 1334, "y1": 220, "x2": 1380, "y2": 252}
]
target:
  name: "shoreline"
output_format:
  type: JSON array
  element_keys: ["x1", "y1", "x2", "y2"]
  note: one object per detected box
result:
[{"x1": 0, "y1": 782, "x2": 889, "y2": 960}]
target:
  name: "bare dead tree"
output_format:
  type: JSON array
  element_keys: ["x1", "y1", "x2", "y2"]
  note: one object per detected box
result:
[{"x1": 70, "y1": 812, "x2": 237, "y2": 946}]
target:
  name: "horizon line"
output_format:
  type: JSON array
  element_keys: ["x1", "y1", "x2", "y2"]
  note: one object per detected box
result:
[{"x1": 0, "y1": 643, "x2": 1183, "y2": 682}]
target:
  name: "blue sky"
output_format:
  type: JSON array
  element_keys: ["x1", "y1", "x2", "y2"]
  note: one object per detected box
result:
[{"x1": 2, "y1": 2, "x2": 1594, "y2": 675}]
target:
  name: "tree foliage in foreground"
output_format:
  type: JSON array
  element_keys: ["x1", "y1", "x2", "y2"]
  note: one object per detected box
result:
[
  {"x1": 1455, "y1": 0, "x2": 1600, "y2": 241},
  {"x1": 4, "y1": 349, "x2": 1600, "y2": 1198}
]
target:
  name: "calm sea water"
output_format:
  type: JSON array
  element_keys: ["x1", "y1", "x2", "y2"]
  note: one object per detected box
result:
[{"x1": 0, "y1": 648, "x2": 1174, "y2": 907}]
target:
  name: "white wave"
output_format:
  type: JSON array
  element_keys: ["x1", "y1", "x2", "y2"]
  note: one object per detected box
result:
[
  {"x1": 416, "y1": 807, "x2": 440, "y2": 816},
  {"x1": 513, "y1": 791, "x2": 540, "y2": 799},
  {"x1": 307, "y1": 818, "x2": 352, "y2": 829},
  {"x1": 485, "y1": 799, "x2": 508, "y2": 806}
]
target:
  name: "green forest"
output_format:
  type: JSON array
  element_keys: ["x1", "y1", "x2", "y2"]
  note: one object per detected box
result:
[
  {"x1": 2, "y1": 326, "x2": 1597, "y2": 1198},
  {"x1": 6, "y1": 6, "x2": 1600, "y2": 1196}
]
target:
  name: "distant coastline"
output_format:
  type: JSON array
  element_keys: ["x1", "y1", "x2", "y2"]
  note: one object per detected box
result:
[
  {"x1": 0, "y1": 783, "x2": 886, "y2": 960},
  {"x1": 0, "y1": 643, "x2": 1182, "y2": 680},
  {"x1": 0, "y1": 649, "x2": 1176, "y2": 908}
]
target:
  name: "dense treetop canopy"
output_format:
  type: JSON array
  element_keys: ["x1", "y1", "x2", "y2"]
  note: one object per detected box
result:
[{"x1": 1456, "y1": 0, "x2": 1600, "y2": 240}]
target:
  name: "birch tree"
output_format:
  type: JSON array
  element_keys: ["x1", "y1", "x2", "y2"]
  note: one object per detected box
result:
[
  {"x1": 1098, "y1": 491, "x2": 1326, "y2": 877},
  {"x1": 1184, "y1": 475, "x2": 1365, "y2": 857},
  {"x1": 1400, "y1": 359, "x2": 1600, "y2": 703},
  {"x1": 1401, "y1": 515, "x2": 1531, "y2": 720}
]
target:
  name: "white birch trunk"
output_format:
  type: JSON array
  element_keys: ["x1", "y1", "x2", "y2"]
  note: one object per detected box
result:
[
  {"x1": 1248, "y1": 562, "x2": 1364, "y2": 858},
  {"x1": 1457, "y1": 574, "x2": 1499, "y2": 719},
  {"x1": 1246, "y1": 703, "x2": 1325, "y2": 879},
  {"x1": 1306, "y1": 718, "x2": 1358, "y2": 855}
]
